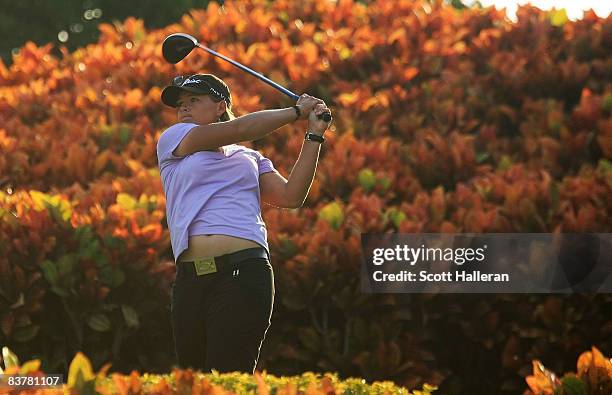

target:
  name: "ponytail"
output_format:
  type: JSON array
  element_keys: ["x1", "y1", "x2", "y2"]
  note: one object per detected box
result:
[{"x1": 219, "y1": 106, "x2": 235, "y2": 122}]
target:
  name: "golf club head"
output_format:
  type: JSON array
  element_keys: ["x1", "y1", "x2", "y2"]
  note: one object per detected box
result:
[{"x1": 162, "y1": 33, "x2": 198, "y2": 64}]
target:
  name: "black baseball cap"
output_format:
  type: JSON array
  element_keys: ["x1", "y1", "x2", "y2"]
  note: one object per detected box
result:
[{"x1": 161, "y1": 74, "x2": 232, "y2": 108}]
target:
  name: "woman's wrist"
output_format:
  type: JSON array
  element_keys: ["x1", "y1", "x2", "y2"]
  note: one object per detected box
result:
[
  {"x1": 306, "y1": 127, "x2": 326, "y2": 136},
  {"x1": 304, "y1": 131, "x2": 325, "y2": 143},
  {"x1": 291, "y1": 105, "x2": 301, "y2": 121}
]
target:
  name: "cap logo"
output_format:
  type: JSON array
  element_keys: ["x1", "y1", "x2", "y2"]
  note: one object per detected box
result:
[
  {"x1": 182, "y1": 77, "x2": 200, "y2": 85},
  {"x1": 180, "y1": 77, "x2": 227, "y2": 102}
]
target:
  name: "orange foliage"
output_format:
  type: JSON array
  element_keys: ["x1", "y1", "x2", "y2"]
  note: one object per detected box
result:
[{"x1": 525, "y1": 346, "x2": 612, "y2": 395}]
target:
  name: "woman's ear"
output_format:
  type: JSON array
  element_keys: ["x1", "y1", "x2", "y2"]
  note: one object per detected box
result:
[{"x1": 217, "y1": 101, "x2": 227, "y2": 118}]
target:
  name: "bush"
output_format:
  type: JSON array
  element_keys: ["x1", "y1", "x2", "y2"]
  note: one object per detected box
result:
[{"x1": 0, "y1": 347, "x2": 437, "y2": 394}]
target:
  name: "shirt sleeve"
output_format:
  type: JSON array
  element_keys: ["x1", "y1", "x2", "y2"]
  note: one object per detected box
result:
[
  {"x1": 156, "y1": 123, "x2": 198, "y2": 172},
  {"x1": 254, "y1": 150, "x2": 276, "y2": 175}
]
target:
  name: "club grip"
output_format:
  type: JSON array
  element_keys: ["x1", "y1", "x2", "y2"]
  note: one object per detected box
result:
[{"x1": 318, "y1": 111, "x2": 332, "y2": 122}]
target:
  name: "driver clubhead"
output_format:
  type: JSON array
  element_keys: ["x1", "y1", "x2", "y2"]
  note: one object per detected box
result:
[{"x1": 162, "y1": 33, "x2": 198, "y2": 64}]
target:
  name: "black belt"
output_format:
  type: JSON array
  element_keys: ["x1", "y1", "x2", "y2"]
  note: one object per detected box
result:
[{"x1": 178, "y1": 247, "x2": 268, "y2": 276}]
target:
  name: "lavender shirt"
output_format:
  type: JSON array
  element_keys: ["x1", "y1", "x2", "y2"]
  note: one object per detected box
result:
[{"x1": 156, "y1": 123, "x2": 276, "y2": 263}]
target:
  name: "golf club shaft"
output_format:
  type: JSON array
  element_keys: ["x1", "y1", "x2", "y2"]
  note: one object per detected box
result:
[{"x1": 197, "y1": 43, "x2": 332, "y2": 122}]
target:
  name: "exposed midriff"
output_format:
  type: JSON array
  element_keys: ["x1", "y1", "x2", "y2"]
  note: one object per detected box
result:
[{"x1": 178, "y1": 234, "x2": 261, "y2": 262}]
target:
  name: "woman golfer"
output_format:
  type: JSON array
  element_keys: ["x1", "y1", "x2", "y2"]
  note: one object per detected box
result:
[{"x1": 156, "y1": 74, "x2": 331, "y2": 373}]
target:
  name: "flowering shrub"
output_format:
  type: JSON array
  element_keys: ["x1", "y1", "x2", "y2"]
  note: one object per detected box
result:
[
  {"x1": 0, "y1": 347, "x2": 435, "y2": 394},
  {"x1": 524, "y1": 346, "x2": 612, "y2": 395}
]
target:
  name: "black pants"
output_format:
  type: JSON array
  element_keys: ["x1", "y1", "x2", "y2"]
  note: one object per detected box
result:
[{"x1": 171, "y1": 256, "x2": 274, "y2": 373}]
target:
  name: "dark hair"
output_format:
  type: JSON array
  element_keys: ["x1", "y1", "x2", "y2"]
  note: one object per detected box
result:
[{"x1": 217, "y1": 101, "x2": 235, "y2": 122}]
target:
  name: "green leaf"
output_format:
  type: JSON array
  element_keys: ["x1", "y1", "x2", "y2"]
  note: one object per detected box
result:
[
  {"x1": 83, "y1": 242, "x2": 99, "y2": 260},
  {"x1": 2, "y1": 347, "x2": 19, "y2": 368},
  {"x1": 57, "y1": 254, "x2": 76, "y2": 276},
  {"x1": 384, "y1": 208, "x2": 406, "y2": 228},
  {"x1": 603, "y1": 93, "x2": 612, "y2": 112},
  {"x1": 318, "y1": 201, "x2": 344, "y2": 229},
  {"x1": 358, "y1": 169, "x2": 376, "y2": 192},
  {"x1": 281, "y1": 292, "x2": 306, "y2": 311},
  {"x1": 313, "y1": 32, "x2": 325, "y2": 45},
  {"x1": 99, "y1": 266, "x2": 113, "y2": 286},
  {"x1": 66, "y1": 351, "x2": 97, "y2": 393},
  {"x1": 87, "y1": 314, "x2": 111, "y2": 332},
  {"x1": 76, "y1": 226, "x2": 94, "y2": 242},
  {"x1": 423, "y1": 384, "x2": 439, "y2": 392},
  {"x1": 278, "y1": 11, "x2": 289, "y2": 22},
  {"x1": 297, "y1": 328, "x2": 320, "y2": 352},
  {"x1": 12, "y1": 325, "x2": 40, "y2": 342},
  {"x1": 599, "y1": 159, "x2": 612, "y2": 172},
  {"x1": 377, "y1": 177, "x2": 391, "y2": 192},
  {"x1": 390, "y1": 210, "x2": 406, "y2": 228},
  {"x1": 29, "y1": 190, "x2": 48, "y2": 211},
  {"x1": 560, "y1": 375, "x2": 587, "y2": 395},
  {"x1": 111, "y1": 269, "x2": 125, "y2": 288},
  {"x1": 103, "y1": 235, "x2": 120, "y2": 248},
  {"x1": 279, "y1": 237, "x2": 298, "y2": 258},
  {"x1": 121, "y1": 305, "x2": 139, "y2": 329},
  {"x1": 450, "y1": 0, "x2": 468, "y2": 10},
  {"x1": 119, "y1": 126, "x2": 131, "y2": 146},
  {"x1": 549, "y1": 182, "x2": 559, "y2": 213},
  {"x1": 29, "y1": 191, "x2": 73, "y2": 223},
  {"x1": 40, "y1": 260, "x2": 59, "y2": 285},
  {"x1": 57, "y1": 199, "x2": 73, "y2": 222},
  {"x1": 50, "y1": 286, "x2": 69, "y2": 298},
  {"x1": 476, "y1": 152, "x2": 490, "y2": 164},
  {"x1": 498, "y1": 155, "x2": 513, "y2": 171}
]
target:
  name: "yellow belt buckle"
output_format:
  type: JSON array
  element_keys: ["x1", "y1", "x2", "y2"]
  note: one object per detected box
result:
[{"x1": 194, "y1": 257, "x2": 217, "y2": 276}]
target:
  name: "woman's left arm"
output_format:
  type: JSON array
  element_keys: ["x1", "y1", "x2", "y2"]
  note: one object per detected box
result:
[{"x1": 260, "y1": 103, "x2": 331, "y2": 209}]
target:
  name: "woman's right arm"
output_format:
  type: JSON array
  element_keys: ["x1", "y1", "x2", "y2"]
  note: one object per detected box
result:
[{"x1": 173, "y1": 95, "x2": 320, "y2": 157}]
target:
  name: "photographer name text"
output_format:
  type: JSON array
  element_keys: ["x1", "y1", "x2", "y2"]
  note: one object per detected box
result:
[
  {"x1": 370, "y1": 245, "x2": 510, "y2": 283},
  {"x1": 372, "y1": 270, "x2": 509, "y2": 282}
]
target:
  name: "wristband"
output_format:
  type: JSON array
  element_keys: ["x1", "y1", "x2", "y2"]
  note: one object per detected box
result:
[
  {"x1": 305, "y1": 131, "x2": 325, "y2": 143},
  {"x1": 292, "y1": 105, "x2": 301, "y2": 121}
]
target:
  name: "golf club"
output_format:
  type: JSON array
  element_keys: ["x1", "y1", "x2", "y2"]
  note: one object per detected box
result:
[{"x1": 162, "y1": 33, "x2": 332, "y2": 122}]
